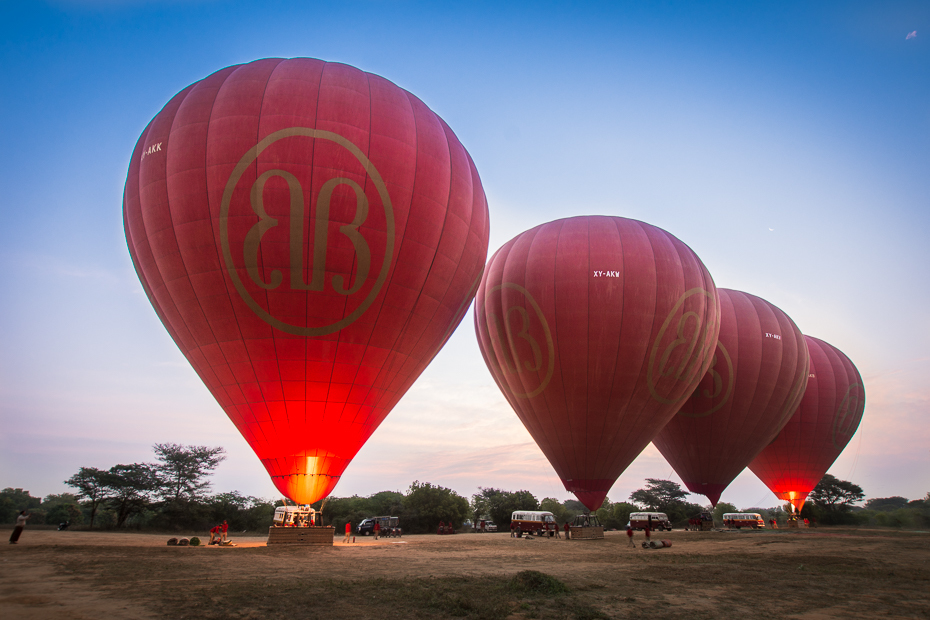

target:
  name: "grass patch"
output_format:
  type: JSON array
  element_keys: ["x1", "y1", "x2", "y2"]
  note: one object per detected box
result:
[{"x1": 509, "y1": 570, "x2": 571, "y2": 596}]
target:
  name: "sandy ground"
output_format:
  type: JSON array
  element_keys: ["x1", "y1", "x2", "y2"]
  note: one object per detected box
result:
[{"x1": 1, "y1": 526, "x2": 928, "y2": 619}]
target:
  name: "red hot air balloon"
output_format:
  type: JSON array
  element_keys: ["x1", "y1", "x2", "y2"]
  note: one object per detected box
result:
[
  {"x1": 124, "y1": 58, "x2": 489, "y2": 505},
  {"x1": 749, "y1": 336, "x2": 865, "y2": 512},
  {"x1": 474, "y1": 216, "x2": 720, "y2": 511},
  {"x1": 652, "y1": 289, "x2": 809, "y2": 506}
]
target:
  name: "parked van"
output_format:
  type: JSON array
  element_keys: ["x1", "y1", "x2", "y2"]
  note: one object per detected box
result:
[
  {"x1": 358, "y1": 516, "x2": 401, "y2": 537},
  {"x1": 628, "y1": 512, "x2": 672, "y2": 531},
  {"x1": 723, "y1": 513, "x2": 765, "y2": 529},
  {"x1": 510, "y1": 510, "x2": 558, "y2": 537}
]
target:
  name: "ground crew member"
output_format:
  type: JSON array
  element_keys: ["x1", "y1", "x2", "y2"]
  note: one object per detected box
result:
[
  {"x1": 374, "y1": 520, "x2": 380, "y2": 540},
  {"x1": 627, "y1": 525, "x2": 635, "y2": 547},
  {"x1": 343, "y1": 522, "x2": 351, "y2": 543},
  {"x1": 564, "y1": 522, "x2": 570, "y2": 540}
]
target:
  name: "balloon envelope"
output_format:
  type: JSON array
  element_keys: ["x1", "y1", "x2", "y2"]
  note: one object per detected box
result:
[
  {"x1": 124, "y1": 58, "x2": 489, "y2": 504},
  {"x1": 474, "y1": 216, "x2": 720, "y2": 511},
  {"x1": 653, "y1": 289, "x2": 809, "y2": 506},
  {"x1": 749, "y1": 336, "x2": 865, "y2": 512}
]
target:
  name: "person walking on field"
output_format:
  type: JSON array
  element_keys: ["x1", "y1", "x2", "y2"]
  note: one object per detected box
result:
[
  {"x1": 626, "y1": 525, "x2": 635, "y2": 547},
  {"x1": 343, "y1": 522, "x2": 352, "y2": 543},
  {"x1": 374, "y1": 520, "x2": 380, "y2": 540},
  {"x1": 9, "y1": 511, "x2": 30, "y2": 544},
  {"x1": 553, "y1": 521, "x2": 561, "y2": 539}
]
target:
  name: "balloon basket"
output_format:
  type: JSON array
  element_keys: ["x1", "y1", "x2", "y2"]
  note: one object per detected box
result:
[
  {"x1": 267, "y1": 526, "x2": 335, "y2": 546},
  {"x1": 568, "y1": 526, "x2": 604, "y2": 540}
]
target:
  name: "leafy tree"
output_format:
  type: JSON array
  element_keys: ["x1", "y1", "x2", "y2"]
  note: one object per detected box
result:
[
  {"x1": 865, "y1": 497, "x2": 910, "y2": 512},
  {"x1": 153, "y1": 443, "x2": 226, "y2": 502},
  {"x1": 713, "y1": 502, "x2": 737, "y2": 525},
  {"x1": 596, "y1": 501, "x2": 639, "y2": 529},
  {"x1": 104, "y1": 463, "x2": 158, "y2": 527},
  {"x1": 470, "y1": 493, "x2": 490, "y2": 526},
  {"x1": 540, "y1": 498, "x2": 572, "y2": 525},
  {"x1": 41, "y1": 493, "x2": 84, "y2": 526},
  {"x1": 475, "y1": 488, "x2": 539, "y2": 528},
  {"x1": 65, "y1": 467, "x2": 110, "y2": 528},
  {"x1": 809, "y1": 474, "x2": 864, "y2": 524},
  {"x1": 0, "y1": 488, "x2": 42, "y2": 523},
  {"x1": 629, "y1": 479, "x2": 690, "y2": 513},
  {"x1": 403, "y1": 481, "x2": 470, "y2": 532}
]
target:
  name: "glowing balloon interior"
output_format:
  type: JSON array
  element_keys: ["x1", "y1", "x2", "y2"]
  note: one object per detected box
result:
[
  {"x1": 749, "y1": 336, "x2": 865, "y2": 513},
  {"x1": 124, "y1": 58, "x2": 489, "y2": 504}
]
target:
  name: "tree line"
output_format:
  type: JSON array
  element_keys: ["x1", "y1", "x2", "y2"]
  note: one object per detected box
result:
[{"x1": 2, "y1": 447, "x2": 927, "y2": 532}]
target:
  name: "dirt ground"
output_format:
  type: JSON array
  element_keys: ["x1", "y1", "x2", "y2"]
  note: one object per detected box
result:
[{"x1": 1, "y1": 526, "x2": 928, "y2": 619}]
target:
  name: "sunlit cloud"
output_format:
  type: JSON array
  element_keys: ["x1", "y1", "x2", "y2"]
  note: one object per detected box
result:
[{"x1": 906, "y1": 31, "x2": 917, "y2": 40}]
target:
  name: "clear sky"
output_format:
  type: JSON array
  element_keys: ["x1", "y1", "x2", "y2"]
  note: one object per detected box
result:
[{"x1": 1, "y1": 0, "x2": 927, "y2": 509}]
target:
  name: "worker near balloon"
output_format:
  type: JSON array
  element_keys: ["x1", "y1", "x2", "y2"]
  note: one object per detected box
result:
[{"x1": 124, "y1": 57, "x2": 864, "y2": 514}]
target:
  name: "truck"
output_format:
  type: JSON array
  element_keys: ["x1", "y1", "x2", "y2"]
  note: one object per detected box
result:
[{"x1": 357, "y1": 516, "x2": 401, "y2": 537}]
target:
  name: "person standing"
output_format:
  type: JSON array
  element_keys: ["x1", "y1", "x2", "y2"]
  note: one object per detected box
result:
[
  {"x1": 374, "y1": 520, "x2": 380, "y2": 540},
  {"x1": 553, "y1": 520, "x2": 561, "y2": 539},
  {"x1": 343, "y1": 522, "x2": 352, "y2": 543},
  {"x1": 564, "y1": 521, "x2": 570, "y2": 540},
  {"x1": 9, "y1": 511, "x2": 30, "y2": 544},
  {"x1": 627, "y1": 525, "x2": 635, "y2": 547},
  {"x1": 221, "y1": 520, "x2": 229, "y2": 543},
  {"x1": 644, "y1": 525, "x2": 651, "y2": 546}
]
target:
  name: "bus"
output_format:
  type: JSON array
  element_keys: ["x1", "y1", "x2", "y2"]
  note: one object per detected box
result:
[
  {"x1": 510, "y1": 510, "x2": 558, "y2": 537},
  {"x1": 722, "y1": 513, "x2": 765, "y2": 529}
]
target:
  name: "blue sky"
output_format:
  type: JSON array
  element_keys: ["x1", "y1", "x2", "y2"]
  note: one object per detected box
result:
[{"x1": 1, "y1": 0, "x2": 927, "y2": 509}]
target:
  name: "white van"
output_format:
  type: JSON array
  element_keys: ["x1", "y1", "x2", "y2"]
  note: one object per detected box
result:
[
  {"x1": 628, "y1": 512, "x2": 672, "y2": 531},
  {"x1": 723, "y1": 513, "x2": 765, "y2": 529},
  {"x1": 510, "y1": 510, "x2": 558, "y2": 537}
]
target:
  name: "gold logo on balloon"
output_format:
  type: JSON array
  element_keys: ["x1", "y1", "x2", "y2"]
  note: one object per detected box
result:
[
  {"x1": 220, "y1": 128, "x2": 394, "y2": 336},
  {"x1": 832, "y1": 382, "x2": 864, "y2": 450},
  {"x1": 676, "y1": 341, "x2": 734, "y2": 418},
  {"x1": 647, "y1": 287, "x2": 716, "y2": 405},
  {"x1": 484, "y1": 283, "x2": 554, "y2": 399}
]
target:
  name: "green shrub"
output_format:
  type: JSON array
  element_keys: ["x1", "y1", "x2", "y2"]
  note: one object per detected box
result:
[
  {"x1": 509, "y1": 570, "x2": 571, "y2": 596},
  {"x1": 189, "y1": 536, "x2": 201, "y2": 546}
]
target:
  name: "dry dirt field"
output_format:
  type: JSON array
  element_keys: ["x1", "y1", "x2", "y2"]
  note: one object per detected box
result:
[{"x1": 1, "y1": 526, "x2": 928, "y2": 619}]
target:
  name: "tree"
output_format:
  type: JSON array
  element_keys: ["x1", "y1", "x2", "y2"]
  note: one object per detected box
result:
[
  {"x1": 104, "y1": 464, "x2": 158, "y2": 528},
  {"x1": 475, "y1": 488, "x2": 539, "y2": 528},
  {"x1": 713, "y1": 502, "x2": 737, "y2": 525},
  {"x1": 629, "y1": 479, "x2": 690, "y2": 513},
  {"x1": 865, "y1": 497, "x2": 910, "y2": 512},
  {"x1": 809, "y1": 474, "x2": 865, "y2": 525},
  {"x1": 65, "y1": 467, "x2": 110, "y2": 528},
  {"x1": 0, "y1": 488, "x2": 42, "y2": 524},
  {"x1": 403, "y1": 481, "x2": 470, "y2": 532},
  {"x1": 41, "y1": 493, "x2": 84, "y2": 526},
  {"x1": 153, "y1": 443, "x2": 226, "y2": 502}
]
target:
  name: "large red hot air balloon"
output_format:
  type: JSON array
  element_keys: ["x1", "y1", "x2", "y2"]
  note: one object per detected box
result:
[
  {"x1": 124, "y1": 58, "x2": 489, "y2": 504},
  {"x1": 749, "y1": 336, "x2": 865, "y2": 512},
  {"x1": 652, "y1": 289, "x2": 809, "y2": 506},
  {"x1": 474, "y1": 216, "x2": 720, "y2": 511}
]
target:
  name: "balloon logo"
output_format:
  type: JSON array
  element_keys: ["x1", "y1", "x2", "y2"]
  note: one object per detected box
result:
[
  {"x1": 219, "y1": 128, "x2": 395, "y2": 335},
  {"x1": 483, "y1": 283, "x2": 555, "y2": 398},
  {"x1": 475, "y1": 216, "x2": 719, "y2": 512},
  {"x1": 652, "y1": 289, "x2": 810, "y2": 506},
  {"x1": 124, "y1": 58, "x2": 490, "y2": 505}
]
